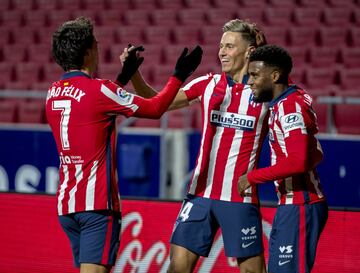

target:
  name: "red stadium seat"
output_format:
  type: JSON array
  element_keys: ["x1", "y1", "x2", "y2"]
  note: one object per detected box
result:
[
  {"x1": 46, "y1": 10, "x2": 73, "y2": 27},
  {"x1": 23, "y1": 10, "x2": 49, "y2": 27},
  {"x1": 18, "y1": 99, "x2": 45, "y2": 124},
  {"x1": 292, "y1": 8, "x2": 322, "y2": 27},
  {"x1": 42, "y1": 63, "x2": 64, "y2": 82},
  {"x1": 183, "y1": 0, "x2": 212, "y2": 8},
  {"x1": 304, "y1": 68, "x2": 338, "y2": 90},
  {"x1": 349, "y1": 28, "x2": 360, "y2": 47},
  {"x1": 0, "y1": 63, "x2": 15, "y2": 89},
  {"x1": 94, "y1": 26, "x2": 116, "y2": 46},
  {"x1": 122, "y1": 9, "x2": 151, "y2": 27},
  {"x1": 141, "y1": 44, "x2": 164, "y2": 65},
  {"x1": 0, "y1": 26, "x2": 12, "y2": 46},
  {"x1": 97, "y1": 63, "x2": 119, "y2": 81},
  {"x1": 289, "y1": 66, "x2": 305, "y2": 85},
  {"x1": 212, "y1": 0, "x2": 240, "y2": 8},
  {"x1": 261, "y1": 26, "x2": 289, "y2": 46},
  {"x1": 151, "y1": 9, "x2": 178, "y2": 26},
  {"x1": 97, "y1": 10, "x2": 122, "y2": 26},
  {"x1": 2, "y1": 44, "x2": 27, "y2": 63},
  {"x1": 199, "y1": 25, "x2": 222, "y2": 45},
  {"x1": 80, "y1": 0, "x2": 107, "y2": 10},
  {"x1": 288, "y1": 27, "x2": 318, "y2": 46},
  {"x1": 334, "y1": 104, "x2": 360, "y2": 134},
  {"x1": 287, "y1": 46, "x2": 309, "y2": 68},
  {"x1": 339, "y1": 68, "x2": 360, "y2": 90},
  {"x1": 1, "y1": 10, "x2": 25, "y2": 28},
  {"x1": 352, "y1": 9, "x2": 360, "y2": 26},
  {"x1": 129, "y1": 0, "x2": 158, "y2": 9},
  {"x1": 327, "y1": 0, "x2": 356, "y2": 7},
  {"x1": 14, "y1": 62, "x2": 42, "y2": 84},
  {"x1": 308, "y1": 47, "x2": 340, "y2": 68},
  {"x1": 11, "y1": 0, "x2": 36, "y2": 10},
  {"x1": 72, "y1": 10, "x2": 100, "y2": 25},
  {"x1": 341, "y1": 48, "x2": 360, "y2": 68},
  {"x1": 106, "y1": 0, "x2": 130, "y2": 11},
  {"x1": 0, "y1": 99, "x2": 18, "y2": 123},
  {"x1": 34, "y1": 27, "x2": 54, "y2": 45},
  {"x1": 263, "y1": 8, "x2": 293, "y2": 26},
  {"x1": 318, "y1": 27, "x2": 350, "y2": 47},
  {"x1": 322, "y1": 7, "x2": 352, "y2": 26},
  {"x1": 167, "y1": 109, "x2": 188, "y2": 128},
  {"x1": 27, "y1": 44, "x2": 52, "y2": 63},
  {"x1": 297, "y1": 0, "x2": 327, "y2": 8},
  {"x1": 177, "y1": 9, "x2": 206, "y2": 26},
  {"x1": 35, "y1": 0, "x2": 59, "y2": 10},
  {"x1": 172, "y1": 26, "x2": 200, "y2": 45},
  {"x1": 114, "y1": 26, "x2": 144, "y2": 45},
  {"x1": 267, "y1": 0, "x2": 296, "y2": 7},
  {"x1": 236, "y1": 8, "x2": 265, "y2": 25},
  {"x1": 311, "y1": 99, "x2": 328, "y2": 133},
  {"x1": 131, "y1": 118, "x2": 161, "y2": 128},
  {"x1": 201, "y1": 45, "x2": 220, "y2": 66},
  {"x1": 58, "y1": 0, "x2": 81, "y2": 10},
  {"x1": 205, "y1": 9, "x2": 236, "y2": 26},
  {"x1": 163, "y1": 45, "x2": 186, "y2": 64},
  {"x1": 240, "y1": 0, "x2": 267, "y2": 8},
  {"x1": 151, "y1": 64, "x2": 173, "y2": 87},
  {"x1": 156, "y1": 0, "x2": 183, "y2": 9},
  {"x1": 143, "y1": 26, "x2": 171, "y2": 44}
]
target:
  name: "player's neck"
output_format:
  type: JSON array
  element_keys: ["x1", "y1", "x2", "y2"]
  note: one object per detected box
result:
[
  {"x1": 273, "y1": 84, "x2": 289, "y2": 100},
  {"x1": 68, "y1": 68, "x2": 91, "y2": 76}
]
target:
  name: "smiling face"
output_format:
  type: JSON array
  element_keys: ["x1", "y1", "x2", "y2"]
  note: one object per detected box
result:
[
  {"x1": 247, "y1": 60, "x2": 276, "y2": 103},
  {"x1": 218, "y1": 31, "x2": 251, "y2": 80}
]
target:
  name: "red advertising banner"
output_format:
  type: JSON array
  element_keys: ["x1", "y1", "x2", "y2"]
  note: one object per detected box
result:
[{"x1": 0, "y1": 193, "x2": 359, "y2": 272}]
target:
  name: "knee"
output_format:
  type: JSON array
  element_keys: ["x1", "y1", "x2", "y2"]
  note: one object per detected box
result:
[{"x1": 167, "y1": 261, "x2": 192, "y2": 273}]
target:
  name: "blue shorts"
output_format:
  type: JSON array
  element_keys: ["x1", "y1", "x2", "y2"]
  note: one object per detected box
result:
[
  {"x1": 59, "y1": 210, "x2": 122, "y2": 267},
  {"x1": 170, "y1": 194, "x2": 264, "y2": 258},
  {"x1": 268, "y1": 201, "x2": 328, "y2": 273}
]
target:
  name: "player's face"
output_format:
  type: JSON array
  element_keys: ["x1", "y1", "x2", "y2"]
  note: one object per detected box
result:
[
  {"x1": 219, "y1": 32, "x2": 249, "y2": 77},
  {"x1": 247, "y1": 61, "x2": 275, "y2": 103}
]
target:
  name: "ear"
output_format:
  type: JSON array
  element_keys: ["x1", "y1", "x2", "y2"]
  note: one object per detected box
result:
[{"x1": 272, "y1": 70, "x2": 281, "y2": 83}]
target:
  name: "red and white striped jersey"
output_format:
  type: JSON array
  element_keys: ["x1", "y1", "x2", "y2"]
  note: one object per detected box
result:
[
  {"x1": 248, "y1": 85, "x2": 326, "y2": 205},
  {"x1": 46, "y1": 71, "x2": 182, "y2": 216},
  {"x1": 183, "y1": 73, "x2": 269, "y2": 203}
]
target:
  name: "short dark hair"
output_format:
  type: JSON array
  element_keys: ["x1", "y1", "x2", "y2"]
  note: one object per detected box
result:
[
  {"x1": 52, "y1": 17, "x2": 95, "y2": 71},
  {"x1": 249, "y1": 44, "x2": 293, "y2": 78}
]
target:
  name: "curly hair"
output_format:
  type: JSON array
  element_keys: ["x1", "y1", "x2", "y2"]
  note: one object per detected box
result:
[
  {"x1": 52, "y1": 17, "x2": 95, "y2": 71},
  {"x1": 249, "y1": 44, "x2": 293, "y2": 79},
  {"x1": 222, "y1": 19, "x2": 267, "y2": 47}
]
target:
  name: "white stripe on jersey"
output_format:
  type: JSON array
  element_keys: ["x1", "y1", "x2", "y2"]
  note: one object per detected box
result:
[
  {"x1": 296, "y1": 102, "x2": 307, "y2": 135},
  {"x1": 100, "y1": 84, "x2": 139, "y2": 112},
  {"x1": 58, "y1": 165, "x2": 69, "y2": 215},
  {"x1": 205, "y1": 85, "x2": 231, "y2": 198},
  {"x1": 220, "y1": 86, "x2": 249, "y2": 201},
  {"x1": 189, "y1": 76, "x2": 219, "y2": 195},
  {"x1": 277, "y1": 103, "x2": 288, "y2": 157},
  {"x1": 86, "y1": 161, "x2": 98, "y2": 210},
  {"x1": 68, "y1": 164, "x2": 83, "y2": 213}
]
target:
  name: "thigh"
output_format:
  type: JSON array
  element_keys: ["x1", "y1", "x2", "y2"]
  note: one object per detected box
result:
[
  {"x1": 59, "y1": 214, "x2": 81, "y2": 267},
  {"x1": 168, "y1": 244, "x2": 199, "y2": 273},
  {"x1": 170, "y1": 194, "x2": 218, "y2": 257},
  {"x1": 213, "y1": 201, "x2": 264, "y2": 258},
  {"x1": 77, "y1": 210, "x2": 121, "y2": 267}
]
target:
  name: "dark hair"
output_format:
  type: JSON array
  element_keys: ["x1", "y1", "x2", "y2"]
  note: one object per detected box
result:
[
  {"x1": 52, "y1": 17, "x2": 95, "y2": 71},
  {"x1": 222, "y1": 19, "x2": 267, "y2": 47},
  {"x1": 249, "y1": 44, "x2": 293, "y2": 78}
]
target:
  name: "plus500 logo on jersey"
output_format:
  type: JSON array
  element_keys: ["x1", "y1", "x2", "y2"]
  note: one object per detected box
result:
[{"x1": 210, "y1": 110, "x2": 256, "y2": 131}]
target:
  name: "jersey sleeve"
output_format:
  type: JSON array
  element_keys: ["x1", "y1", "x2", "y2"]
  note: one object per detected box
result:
[
  {"x1": 97, "y1": 76, "x2": 183, "y2": 119},
  {"x1": 183, "y1": 74, "x2": 213, "y2": 102},
  {"x1": 247, "y1": 97, "x2": 311, "y2": 184}
]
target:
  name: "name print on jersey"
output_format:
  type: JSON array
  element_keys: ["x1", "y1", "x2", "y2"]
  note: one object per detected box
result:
[
  {"x1": 46, "y1": 84, "x2": 86, "y2": 102},
  {"x1": 210, "y1": 110, "x2": 256, "y2": 131}
]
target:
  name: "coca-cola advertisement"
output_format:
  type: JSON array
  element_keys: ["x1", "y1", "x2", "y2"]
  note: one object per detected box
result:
[{"x1": 0, "y1": 193, "x2": 359, "y2": 272}]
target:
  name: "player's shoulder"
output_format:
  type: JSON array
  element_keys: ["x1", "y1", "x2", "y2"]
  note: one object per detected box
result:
[
  {"x1": 183, "y1": 72, "x2": 217, "y2": 90},
  {"x1": 280, "y1": 86, "x2": 313, "y2": 107}
]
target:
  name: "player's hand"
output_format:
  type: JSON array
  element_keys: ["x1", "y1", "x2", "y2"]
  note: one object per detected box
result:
[
  {"x1": 238, "y1": 174, "x2": 251, "y2": 197},
  {"x1": 116, "y1": 44, "x2": 145, "y2": 86},
  {"x1": 173, "y1": 45, "x2": 203, "y2": 82}
]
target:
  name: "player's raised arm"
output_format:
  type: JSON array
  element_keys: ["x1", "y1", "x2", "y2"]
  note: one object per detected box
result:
[
  {"x1": 120, "y1": 45, "x2": 191, "y2": 110},
  {"x1": 132, "y1": 46, "x2": 202, "y2": 118}
]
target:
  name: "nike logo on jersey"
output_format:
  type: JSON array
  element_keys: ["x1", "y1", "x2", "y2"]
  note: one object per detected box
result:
[
  {"x1": 278, "y1": 260, "x2": 291, "y2": 266},
  {"x1": 241, "y1": 241, "x2": 255, "y2": 248}
]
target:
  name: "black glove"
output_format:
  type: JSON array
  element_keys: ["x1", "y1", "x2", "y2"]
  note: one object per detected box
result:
[
  {"x1": 116, "y1": 45, "x2": 145, "y2": 86},
  {"x1": 173, "y1": 45, "x2": 203, "y2": 82}
]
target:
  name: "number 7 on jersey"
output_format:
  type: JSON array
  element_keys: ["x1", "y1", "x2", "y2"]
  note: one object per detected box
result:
[{"x1": 52, "y1": 100, "x2": 71, "y2": 150}]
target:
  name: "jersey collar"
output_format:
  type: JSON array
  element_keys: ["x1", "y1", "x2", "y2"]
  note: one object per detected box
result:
[
  {"x1": 61, "y1": 71, "x2": 91, "y2": 80},
  {"x1": 226, "y1": 73, "x2": 249, "y2": 87},
  {"x1": 269, "y1": 84, "x2": 298, "y2": 107}
]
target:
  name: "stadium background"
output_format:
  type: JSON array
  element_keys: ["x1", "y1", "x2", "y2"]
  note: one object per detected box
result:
[{"x1": 0, "y1": 0, "x2": 360, "y2": 272}]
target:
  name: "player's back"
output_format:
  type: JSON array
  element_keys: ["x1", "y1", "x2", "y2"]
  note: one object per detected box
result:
[{"x1": 46, "y1": 71, "x2": 123, "y2": 215}]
